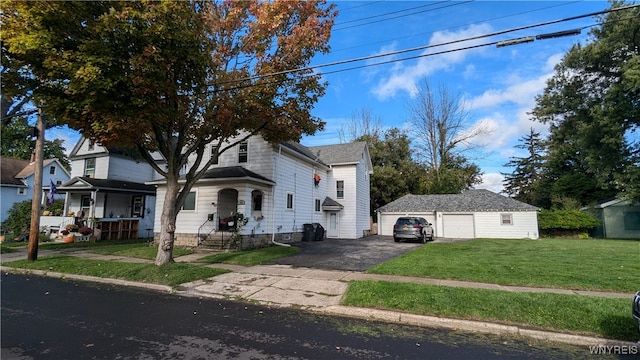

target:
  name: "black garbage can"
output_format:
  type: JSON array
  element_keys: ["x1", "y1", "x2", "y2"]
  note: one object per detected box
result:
[
  {"x1": 313, "y1": 223, "x2": 324, "y2": 241},
  {"x1": 302, "y1": 223, "x2": 315, "y2": 242}
]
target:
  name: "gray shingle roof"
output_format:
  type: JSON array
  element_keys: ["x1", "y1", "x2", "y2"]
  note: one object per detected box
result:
[
  {"x1": 58, "y1": 177, "x2": 156, "y2": 193},
  {"x1": 378, "y1": 189, "x2": 539, "y2": 212},
  {"x1": 308, "y1": 142, "x2": 368, "y2": 165}
]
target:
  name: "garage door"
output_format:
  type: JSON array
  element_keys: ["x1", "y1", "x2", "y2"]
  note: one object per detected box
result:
[
  {"x1": 442, "y1": 214, "x2": 475, "y2": 238},
  {"x1": 379, "y1": 214, "x2": 436, "y2": 236}
]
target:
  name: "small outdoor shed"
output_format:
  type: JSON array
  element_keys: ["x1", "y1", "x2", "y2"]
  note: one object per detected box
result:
[
  {"x1": 377, "y1": 189, "x2": 540, "y2": 239},
  {"x1": 589, "y1": 198, "x2": 640, "y2": 239}
]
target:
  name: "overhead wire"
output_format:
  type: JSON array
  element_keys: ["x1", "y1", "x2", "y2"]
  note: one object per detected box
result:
[
  {"x1": 329, "y1": 1, "x2": 584, "y2": 54},
  {"x1": 206, "y1": 3, "x2": 640, "y2": 92}
]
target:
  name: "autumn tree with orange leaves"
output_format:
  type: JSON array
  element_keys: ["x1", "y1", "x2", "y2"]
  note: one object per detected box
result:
[{"x1": 1, "y1": 0, "x2": 336, "y2": 265}]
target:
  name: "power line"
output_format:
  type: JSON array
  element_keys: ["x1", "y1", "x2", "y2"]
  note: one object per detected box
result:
[
  {"x1": 329, "y1": 1, "x2": 583, "y2": 54},
  {"x1": 207, "y1": 3, "x2": 639, "y2": 92}
]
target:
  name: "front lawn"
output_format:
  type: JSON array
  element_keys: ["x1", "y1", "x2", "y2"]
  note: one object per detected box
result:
[
  {"x1": 197, "y1": 246, "x2": 300, "y2": 266},
  {"x1": 6, "y1": 255, "x2": 227, "y2": 287},
  {"x1": 368, "y1": 238, "x2": 639, "y2": 293},
  {"x1": 344, "y1": 280, "x2": 638, "y2": 342}
]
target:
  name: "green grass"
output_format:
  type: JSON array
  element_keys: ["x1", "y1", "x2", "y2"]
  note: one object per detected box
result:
[
  {"x1": 7, "y1": 255, "x2": 227, "y2": 287},
  {"x1": 85, "y1": 243, "x2": 193, "y2": 260},
  {"x1": 344, "y1": 280, "x2": 639, "y2": 342},
  {"x1": 368, "y1": 238, "x2": 640, "y2": 293},
  {"x1": 197, "y1": 246, "x2": 300, "y2": 266}
]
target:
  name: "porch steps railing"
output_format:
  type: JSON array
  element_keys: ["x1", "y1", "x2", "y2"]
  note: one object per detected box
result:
[{"x1": 198, "y1": 231, "x2": 235, "y2": 250}]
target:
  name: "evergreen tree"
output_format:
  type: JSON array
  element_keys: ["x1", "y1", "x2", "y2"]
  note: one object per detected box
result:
[{"x1": 502, "y1": 128, "x2": 546, "y2": 205}]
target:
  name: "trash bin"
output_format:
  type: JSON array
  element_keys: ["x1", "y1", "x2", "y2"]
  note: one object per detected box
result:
[
  {"x1": 303, "y1": 223, "x2": 315, "y2": 242},
  {"x1": 313, "y1": 223, "x2": 324, "y2": 241}
]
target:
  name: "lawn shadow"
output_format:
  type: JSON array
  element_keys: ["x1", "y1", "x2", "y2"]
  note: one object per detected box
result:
[{"x1": 599, "y1": 314, "x2": 639, "y2": 342}]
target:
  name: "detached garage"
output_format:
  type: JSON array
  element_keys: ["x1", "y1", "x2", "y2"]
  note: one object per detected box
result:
[{"x1": 377, "y1": 190, "x2": 540, "y2": 239}]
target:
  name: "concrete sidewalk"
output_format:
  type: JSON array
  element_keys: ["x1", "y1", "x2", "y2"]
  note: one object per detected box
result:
[{"x1": 1, "y1": 246, "x2": 637, "y2": 348}]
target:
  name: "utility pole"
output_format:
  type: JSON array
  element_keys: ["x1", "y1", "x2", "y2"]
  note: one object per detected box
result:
[{"x1": 27, "y1": 108, "x2": 45, "y2": 261}]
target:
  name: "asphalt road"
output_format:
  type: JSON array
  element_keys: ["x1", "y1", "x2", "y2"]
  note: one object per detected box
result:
[
  {"x1": 266, "y1": 235, "x2": 423, "y2": 271},
  {"x1": 1, "y1": 273, "x2": 602, "y2": 360}
]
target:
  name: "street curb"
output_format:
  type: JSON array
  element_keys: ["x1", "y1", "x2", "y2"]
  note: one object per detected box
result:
[
  {"x1": 1, "y1": 266, "x2": 174, "y2": 294},
  {"x1": 316, "y1": 305, "x2": 639, "y2": 348}
]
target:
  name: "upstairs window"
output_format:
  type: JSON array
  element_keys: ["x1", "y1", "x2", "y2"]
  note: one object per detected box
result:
[
  {"x1": 17, "y1": 187, "x2": 27, "y2": 195},
  {"x1": 336, "y1": 180, "x2": 344, "y2": 199},
  {"x1": 238, "y1": 140, "x2": 248, "y2": 163},
  {"x1": 49, "y1": 165, "x2": 56, "y2": 175},
  {"x1": 315, "y1": 198, "x2": 321, "y2": 212},
  {"x1": 84, "y1": 158, "x2": 96, "y2": 178},
  {"x1": 88, "y1": 140, "x2": 95, "y2": 151}
]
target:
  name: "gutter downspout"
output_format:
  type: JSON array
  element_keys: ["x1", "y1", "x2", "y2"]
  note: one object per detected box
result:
[{"x1": 272, "y1": 145, "x2": 290, "y2": 247}]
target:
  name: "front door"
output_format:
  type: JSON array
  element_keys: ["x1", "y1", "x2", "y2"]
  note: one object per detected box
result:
[{"x1": 327, "y1": 212, "x2": 339, "y2": 238}]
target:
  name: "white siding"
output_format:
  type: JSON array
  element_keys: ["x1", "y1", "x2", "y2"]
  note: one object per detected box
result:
[
  {"x1": 107, "y1": 156, "x2": 156, "y2": 183},
  {"x1": 474, "y1": 211, "x2": 539, "y2": 239}
]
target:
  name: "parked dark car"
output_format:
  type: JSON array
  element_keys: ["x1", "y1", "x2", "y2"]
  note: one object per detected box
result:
[
  {"x1": 633, "y1": 290, "x2": 640, "y2": 332},
  {"x1": 393, "y1": 217, "x2": 434, "y2": 243}
]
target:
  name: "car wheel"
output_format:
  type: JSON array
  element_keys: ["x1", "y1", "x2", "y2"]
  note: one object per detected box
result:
[
  {"x1": 394, "y1": 237, "x2": 399, "y2": 243},
  {"x1": 421, "y1": 232, "x2": 426, "y2": 243}
]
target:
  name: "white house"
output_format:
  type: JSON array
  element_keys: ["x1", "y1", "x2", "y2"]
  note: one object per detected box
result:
[
  {"x1": 40, "y1": 138, "x2": 159, "y2": 240},
  {"x1": 1, "y1": 156, "x2": 71, "y2": 226},
  {"x1": 149, "y1": 135, "x2": 373, "y2": 248},
  {"x1": 377, "y1": 190, "x2": 540, "y2": 239}
]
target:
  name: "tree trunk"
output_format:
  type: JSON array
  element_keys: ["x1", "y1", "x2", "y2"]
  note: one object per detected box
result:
[
  {"x1": 154, "y1": 179, "x2": 179, "y2": 266},
  {"x1": 27, "y1": 109, "x2": 45, "y2": 261}
]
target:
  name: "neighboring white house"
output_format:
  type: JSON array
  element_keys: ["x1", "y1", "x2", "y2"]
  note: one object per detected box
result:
[
  {"x1": 377, "y1": 190, "x2": 540, "y2": 239},
  {"x1": 40, "y1": 138, "x2": 159, "y2": 240},
  {"x1": 1, "y1": 156, "x2": 71, "y2": 226},
  {"x1": 148, "y1": 135, "x2": 373, "y2": 248}
]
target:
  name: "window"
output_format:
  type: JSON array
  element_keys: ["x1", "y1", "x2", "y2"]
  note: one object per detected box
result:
[
  {"x1": 88, "y1": 140, "x2": 95, "y2": 151},
  {"x1": 85, "y1": 158, "x2": 96, "y2": 178},
  {"x1": 132, "y1": 196, "x2": 144, "y2": 218},
  {"x1": 623, "y1": 211, "x2": 640, "y2": 230},
  {"x1": 252, "y1": 190, "x2": 263, "y2": 212},
  {"x1": 183, "y1": 191, "x2": 196, "y2": 211},
  {"x1": 315, "y1": 198, "x2": 321, "y2": 212},
  {"x1": 17, "y1": 187, "x2": 27, "y2": 195},
  {"x1": 336, "y1": 180, "x2": 344, "y2": 199},
  {"x1": 238, "y1": 140, "x2": 248, "y2": 163},
  {"x1": 211, "y1": 145, "x2": 219, "y2": 164},
  {"x1": 286, "y1": 192, "x2": 294, "y2": 210},
  {"x1": 501, "y1": 214, "x2": 513, "y2": 225},
  {"x1": 49, "y1": 165, "x2": 56, "y2": 175}
]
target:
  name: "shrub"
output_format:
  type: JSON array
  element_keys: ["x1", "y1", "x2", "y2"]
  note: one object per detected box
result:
[
  {"x1": 538, "y1": 209, "x2": 600, "y2": 237},
  {"x1": 1, "y1": 200, "x2": 32, "y2": 237},
  {"x1": 78, "y1": 226, "x2": 93, "y2": 235}
]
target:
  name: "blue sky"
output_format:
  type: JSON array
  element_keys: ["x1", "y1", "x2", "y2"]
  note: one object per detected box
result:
[
  {"x1": 49, "y1": 1, "x2": 614, "y2": 193},
  {"x1": 298, "y1": 0, "x2": 613, "y2": 193}
]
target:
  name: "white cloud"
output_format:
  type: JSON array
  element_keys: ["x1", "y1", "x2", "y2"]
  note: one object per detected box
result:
[
  {"x1": 475, "y1": 172, "x2": 504, "y2": 194},
  {"x1": 371, "y1": 23, "x2": 493, "y2": 100}
]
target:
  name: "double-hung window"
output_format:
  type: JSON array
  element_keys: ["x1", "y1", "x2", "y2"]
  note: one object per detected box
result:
[
  {"x1": 238, "y1": 141, "x2": 248, "y2": 163},
  {"x1": 336, "y1": 180, "x2": 344, "y2": 199},
  {"x1": 85, "y1": 158, "x2": 96, "y2": 178}
]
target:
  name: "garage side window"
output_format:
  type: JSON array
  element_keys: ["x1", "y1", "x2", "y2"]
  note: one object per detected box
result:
[{"x1": 501, "y1": 213, "x2": 513, "y2": 225}]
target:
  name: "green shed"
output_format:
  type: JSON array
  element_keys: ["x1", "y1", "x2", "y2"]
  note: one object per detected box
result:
[{"x1": 590, "y1": 199, "x2": 640, "y2": 239}]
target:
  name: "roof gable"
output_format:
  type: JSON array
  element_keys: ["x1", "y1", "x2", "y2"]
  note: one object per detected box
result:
[{"x1": 378, "y1": 189, "x2": 539, "y2": 212}]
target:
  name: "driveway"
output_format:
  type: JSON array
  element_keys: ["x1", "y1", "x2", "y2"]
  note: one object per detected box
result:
[{"x1": 265, "y1": 235, "x2": 423, "y2": 272}]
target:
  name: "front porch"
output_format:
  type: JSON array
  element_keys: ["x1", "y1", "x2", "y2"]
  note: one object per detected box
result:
[{"x1": 40, "y1": 216, "x2": 141, "y2": 241}]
